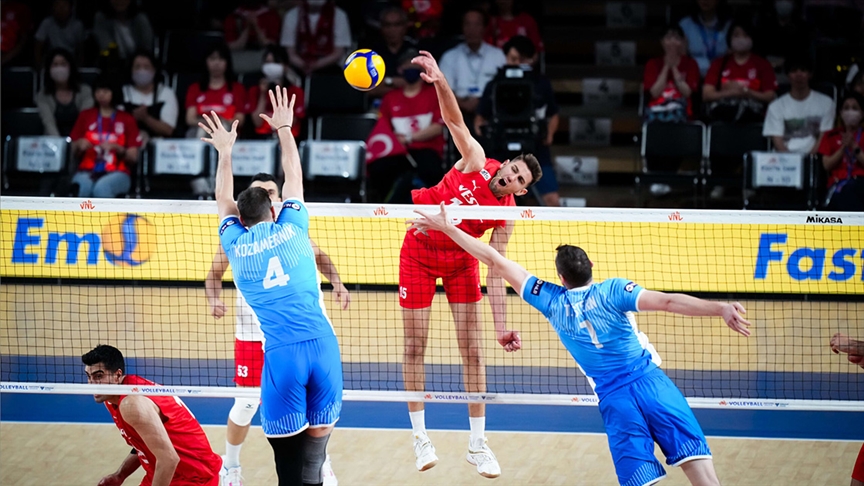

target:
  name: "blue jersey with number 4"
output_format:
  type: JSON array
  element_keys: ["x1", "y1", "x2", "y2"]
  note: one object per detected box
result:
[
  {"x1": 219, "y1": 200, "x2": 334, "y2": 351},
  {"x1": 521, "y1": 276, "x2": 661, "y2": 398}
]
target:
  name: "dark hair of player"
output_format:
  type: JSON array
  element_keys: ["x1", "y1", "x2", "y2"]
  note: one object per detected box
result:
[
  {"x1": 515, "y1": 154, "x2": 543, "y2": 188},
  {"x1": 237, "y1": 186, "x2": 273, "y2": 226},
  {"x1": 82, "y1": 344, "x2": 126, "y2": 374},
  {"x1": 555, "y1": 245, "x2": 592, "y2": 288}
]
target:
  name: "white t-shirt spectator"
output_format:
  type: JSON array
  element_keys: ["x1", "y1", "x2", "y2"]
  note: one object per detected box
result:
[
  {"x1": 35, "y1": 16, "x2": 85, "y2": 53},
  {"x1": 763, "y1": 91, "x2": 835, "y2": 153},
  {"x1": 122, "y1": 84, "x2": 179, "y2": 129},
  {"x1": 439, "y1": 42, "x2": 506, "y2": 99},
  {"x1": 279, "y1": 6, "x2": 351, "y2": 48}
]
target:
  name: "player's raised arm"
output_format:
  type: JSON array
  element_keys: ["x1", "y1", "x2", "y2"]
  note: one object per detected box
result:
[
  {"x1": 205, "y1": 246, "x2": 230, "y2": 318},
  {"x1": 638, "y1": 290, "x2": 752, "y2": 337},
  {"x1": 311, "y1": 239, "x2": 351, "y2": 310},
  {"x1": 200, "y1": 111, "x2": 239, "y2": 220},
  {"x1": 412, "y1": 51, "x2": 486, "y2": 173},
  {"x1": 410, "y1": 203, "x2": 530, "y2": 303},
  {"x1": 259, "y1": 87, "x2": 302, "y2": 202}
]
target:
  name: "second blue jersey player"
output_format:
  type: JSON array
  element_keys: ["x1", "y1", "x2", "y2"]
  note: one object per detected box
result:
[
  {"x1": 409, "y1": 203, "x2": 752, "y2": 486},
  {"x1": 203, "y1": 86, "x2": 340, "y2": 486}
]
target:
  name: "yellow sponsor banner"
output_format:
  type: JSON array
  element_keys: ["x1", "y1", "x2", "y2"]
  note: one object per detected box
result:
[{"x1": 1, "y1": 209, "x2": 862, "y2": 294}]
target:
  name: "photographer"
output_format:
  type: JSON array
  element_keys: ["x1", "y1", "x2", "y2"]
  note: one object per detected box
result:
[{"x1": 474, "y1": 35, "x2": 560, "y2": 206}]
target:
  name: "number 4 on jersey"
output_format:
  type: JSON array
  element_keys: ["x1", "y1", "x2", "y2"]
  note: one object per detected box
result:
[{"x1": 264, "y1": 256, "x2": 290, "y2": 289}]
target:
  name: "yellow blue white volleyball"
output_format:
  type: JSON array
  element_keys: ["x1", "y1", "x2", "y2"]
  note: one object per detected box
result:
[
  {"x1": 343, "y1": 49, "x2": 386, "y2": 91},
  {"x1": 102, "y1": 214, "x2": 156, "y2": 267}
]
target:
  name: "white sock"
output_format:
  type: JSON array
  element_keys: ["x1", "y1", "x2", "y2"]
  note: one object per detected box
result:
[
  {"x1": 224, "y1": 442, "x2": 242, "y2": 468},
  {"x1": 409, "y1": 410, "x2": 426, "y2": 435},
  {"x1": 469, "y1": 416, "x2": 485, "y2": 443}
]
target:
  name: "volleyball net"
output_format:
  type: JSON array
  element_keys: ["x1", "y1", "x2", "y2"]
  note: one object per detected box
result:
[{"x1": 1, "y1": 197, "x2": 863, "y2": 411}]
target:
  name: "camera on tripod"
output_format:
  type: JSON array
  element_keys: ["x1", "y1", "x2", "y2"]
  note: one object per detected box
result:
[{"x1": 483, "y1": 66, "x2": 546, "y2": 158}]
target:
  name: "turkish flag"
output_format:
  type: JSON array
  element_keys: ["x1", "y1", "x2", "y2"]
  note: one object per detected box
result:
[{"x1": 365, "y1": 117, "x2": 407, "y2": 164}]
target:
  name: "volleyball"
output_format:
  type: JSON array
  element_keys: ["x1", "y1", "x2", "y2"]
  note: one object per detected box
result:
[
  {"x1": 343, "y1": 49, "x2": 386, "y2": 91},
  {"x1": 102, "y1": 213, "x2": 156, "y2": 266}
]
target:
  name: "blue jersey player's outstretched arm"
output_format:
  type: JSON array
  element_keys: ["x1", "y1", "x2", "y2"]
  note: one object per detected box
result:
[
  {"x1": 200, "y1": 111, "x2": 240, "y2": 220},
  {"x1": 258, "y1": 86, "x2": 302, "y2": 202},
  {"x1": 409, "y1": 203, "x2": 752, "y2": 336}
]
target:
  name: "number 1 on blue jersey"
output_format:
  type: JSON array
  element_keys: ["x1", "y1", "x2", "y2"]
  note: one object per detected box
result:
[{"x1": 580, "y1": 320, "x2": 603, "y2": 348}]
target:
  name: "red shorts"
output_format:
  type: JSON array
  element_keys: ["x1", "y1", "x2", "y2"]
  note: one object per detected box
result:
[
  {"x1": 853, "y1": 443, "x2": 864, "y2": 482},
  {"x1": 398, "y1": 232, "x2": 482, "y2": 309},
  {"x1": 234, "y1": 339, "x2": 264, "y2": 387}
]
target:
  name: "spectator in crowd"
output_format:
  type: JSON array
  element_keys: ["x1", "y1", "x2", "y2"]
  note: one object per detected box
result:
[
  {"x1": 370, "y1": 6, "x2": 418, "y2": 97},
  {"x1": 475, "y1": 35, "x2": 560, "y2": 206},
  {"x1": 817, "y1": 92, "x2": 864, "y2": 211},
  {"x1": 367, "y1": 49, "x2": 446, "y2": 203},
  {"x1": 70, "y1": 75, "x2": 142, "y2": 199},
  {"x1": 35, "y1": 47, "x2": 93, "y2": 137},
  {"x1": 34, "y1": 0, "x2": 85, "y2": 67},
  {"x1": 92, "y1": 0, "x2": 154, "y2": 61},
  {"x1": 643, "y1": 24, "x2": 701, "y2": 123},
  {"x1": 224, "y1": 0, "x2": 282, "y2": 73},
  {"x1": 440, "y1": 8, "x2": 506, "y2": 125},
  {"x1": 846, "y1": 63, "x2": 864, "y2": 97},
  {"x1": 1, "y1": 0, "x2": 32, "y2": 66},
  {"x1": 485, "y1": 0, "x2": 543, "y2": 53},
  {"x1": 679, "y1": 0, "x2": 732, "y2": 76},
  {"x1": 763, "y1": 57, "x2": 834, "y2": 154},
  {"x1": 248, "y1": 44, "x2": 305, "y2": 139},
  {"x1": 280, "y1": 0, "x2": 352, "y2": 76},
  {"x1": 121, "y1": 49, "x2": 178, "y2": 142},
  {"x1": 756, "y1": 0, "x2": 810, "y2": 81},
  {"x1": 185, "y1": 42, "x2": 247, "y2": 139},
  {"x1": 702, "y1": 21, "x2": 777, "y2": 123},
  {"x1": 402, "y1": 0, "x2": 444, "y2": 40}
]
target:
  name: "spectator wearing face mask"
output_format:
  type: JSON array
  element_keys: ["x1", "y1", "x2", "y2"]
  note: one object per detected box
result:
[
  {"x1": 818, "y1": 92, "x2": 864, "y2": 211},
  {"x1": 35, "y1": 47, "x2": 94, "y2": 137},
  {"x1": 367, "y1": 48, "x2": 445, "y2": 203},
  {"x1": 763, "y1": 57, "x2": 834, "y2": 154},
  {"x1": 643, "y1": 25, "x2": 701, "y2": 123},
  {"x1": 247, "y1": 44, "x2": 305, "y2": 139},
  {"x1": 703, "y1": 20, "x2": 777, "y2": 123},
  {"x1": 679, "y1": 0, "x2": 732, "y2": 77},
  {"x1": 280, "y1": 0, "x2": 352, "y2": 76},
  {"x1": 121, "y1": 49, "x2": 178, "y2": 141}
]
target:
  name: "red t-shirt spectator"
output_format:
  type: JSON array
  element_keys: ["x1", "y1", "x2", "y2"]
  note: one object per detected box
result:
[
  {"x1": 70, "y1": 108, "x2": 142, "y2": 174},
  {"x1": 705, "y1": 54, "x2": 778, "y2": 92},
  {"x1": 486, "y1": 13, "x2": 544, "y2": 51},
  {"x1": 1, "y1": 2, "x2": 32, "y2": 53},
  {"x1": 246, "y1": 84, "x2": 305, "y2": 138},
  {"x1": 402, "y1": 0, "x2": 444, "y2": 39},
  {"x1": 379, "y1": 83, "x2": 445, "y2": 157},
  {"x1": 643, "y1": 55, "x2": 700, "y2": 117},
  {"x1": 185, "y1": 82, "x2": 247, "y2": 120},
  {"x1": 817, "y1": 127, "x2": 864, "y2": 186},
  {"x1": 224, "y1": 5, "x2": 282, "y2": 47}
]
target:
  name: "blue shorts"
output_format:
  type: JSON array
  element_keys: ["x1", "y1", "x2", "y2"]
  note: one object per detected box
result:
[
  {"x1": 259, "y1": 335, "x2": 343, "y2": 437},
  {"x1": 599, "y1": 368, "x2": 711, "y2": 486}
]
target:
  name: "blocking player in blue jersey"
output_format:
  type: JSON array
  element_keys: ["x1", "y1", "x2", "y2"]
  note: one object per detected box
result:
[
  {"x1": 409, "y1": 203, "x2": 752, "y2": 486},
  {"x1": 202, "y1": 86, "x2": 341, "y2": 486}
]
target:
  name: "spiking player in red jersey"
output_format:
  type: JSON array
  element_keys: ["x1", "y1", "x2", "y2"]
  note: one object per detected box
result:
[
  {"x1": 83, "y1": 345, "x2": 222, "y2": 486},
  {"x1": 400, "y1": 50, "x2": 543, "y2": 479}
]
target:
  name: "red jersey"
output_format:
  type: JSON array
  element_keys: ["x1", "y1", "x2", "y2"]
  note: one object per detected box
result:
[
  {"x1": 185, "y1": 82, "x2": 247, "y2": 120},
  {"x1": 105, "y1": 375, "x2": 221, "y2": 486},
  {"x1": 379, "y1": 83, "x2": 445, "y2": 157},
  {"x1": 411, "y1": 159, "x2": 515, "y2": 251},
  {"x1": 705, "y1": 54, "x2": 777, "y2": 92},
  {"x1": 817, "y1": 127, "x2": 864, "y2": 186},
  {"x1": 224, "y1": 6, "x2": 282, "y2": 46},
  {"x1": 643, "y1": 56, "x2": 700, "y2": 117},
  {"x1": 486, "y1": 13, "x2": 544, "y2": 51},
  {"x1": 246, "y1": 84, "x2": 305, "y2": 137},
  {"x1": 70, "y1": 108, "x2": 142, "y2": 174},
  {"x1": 0, "y1": 2, "x2": 31, "y2": 53}
]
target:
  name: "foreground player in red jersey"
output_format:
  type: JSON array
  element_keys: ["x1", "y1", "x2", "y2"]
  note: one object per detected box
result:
[
  {"x1": 83, "y1": 344, "x2": 222, "y2": 486},
  {"x1": 400, "y1": 50, "x2": 543, "y2": 479},
  {"x1": 830, "y1": 333, "x2": 864, "y2": 486}
]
